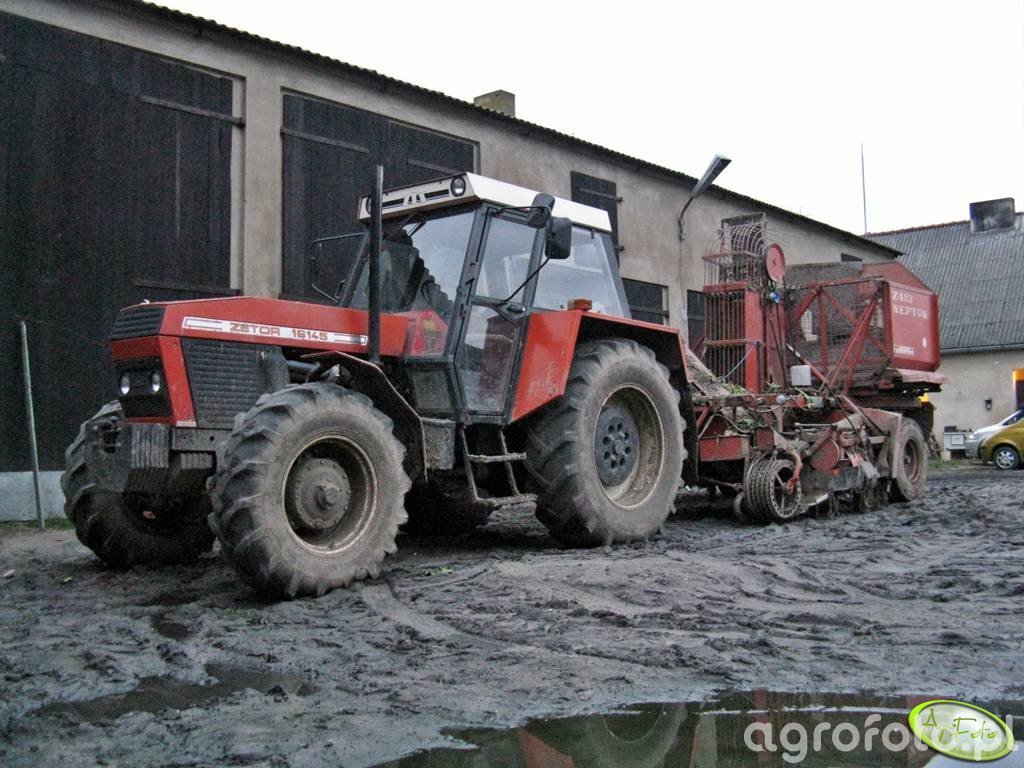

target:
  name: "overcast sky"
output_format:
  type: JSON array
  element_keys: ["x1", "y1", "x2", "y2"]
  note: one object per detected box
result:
[{"x1": 159, "y1": 0, "x2": 1024, "y2": 235}]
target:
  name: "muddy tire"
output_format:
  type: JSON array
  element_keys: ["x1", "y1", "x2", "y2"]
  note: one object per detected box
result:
[
  {"x1": 402, "y1": 477, "x2": 490, "y2": 536},
  {"x1": 890, "y1": 418, "x2": 927, "y2": 501},
  {"x1": 992, "y1": 444, "x2": 1020, "y2": 471},
  {"x1": 209, "y1": 383, "x2": 410, "y2": 599},
  {"x1": 744, "y1": 457, "x2": 804, "y2": 523},
  {"x1": 524, "y1": 339, "x2": 684, "y2": 547},
  {"x1": 61, "y1": 402, "x2": 214, "y2": 567}
]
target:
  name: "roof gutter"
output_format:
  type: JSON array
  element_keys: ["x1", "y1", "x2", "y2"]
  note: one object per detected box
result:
[{"x1": 941, "y1": 343, "x2": 1024, "y2": 355}]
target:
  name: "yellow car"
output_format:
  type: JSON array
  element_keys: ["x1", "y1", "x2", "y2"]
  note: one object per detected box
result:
[{"x1": 979, "y1": 420, "x2": 1024, "y2": 470}]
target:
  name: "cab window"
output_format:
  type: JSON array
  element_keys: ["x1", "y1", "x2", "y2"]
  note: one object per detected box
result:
[{"x1": 534, "y1": 227, "x2": 625, "y2": 316}]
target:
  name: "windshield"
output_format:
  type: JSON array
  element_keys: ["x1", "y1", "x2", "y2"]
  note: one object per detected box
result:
[
  {"x1": 347, "y1": 209, "x2": 474, "y2": 324},
  {"x1": 534, "y1": 227, "x2": 625, "y2": 316},
  {"x1": 1000, "y1": 409, "x2": 1024, "y2": 426}
]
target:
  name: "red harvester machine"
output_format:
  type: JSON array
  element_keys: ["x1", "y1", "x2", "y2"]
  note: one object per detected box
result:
[{"x1": 689, "y1": 220, "x2": 942, "y2": 520}]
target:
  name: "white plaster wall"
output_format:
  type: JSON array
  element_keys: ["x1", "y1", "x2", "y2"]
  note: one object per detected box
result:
[{"x1": 930, "y1": 350, "x2": 1024, "y2": 438}]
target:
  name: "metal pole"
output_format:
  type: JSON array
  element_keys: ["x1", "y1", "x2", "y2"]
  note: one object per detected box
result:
[
  {"x1": 368, "y1": 165, "x2": 383, "y2": 364},
  {"x1": 19, "y1": 321, "x2": 45, "y2": 529},
  {"x1": 860, "y1": 142, "x2": 868, "y2": 234}
]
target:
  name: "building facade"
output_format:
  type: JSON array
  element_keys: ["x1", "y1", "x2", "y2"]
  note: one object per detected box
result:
[
  {"x1": 0, "y1": 0, "x2": 898, "y2": 517},
  {"x1": 869, "y1": 200, "x2": 1024, "y2": 453}
]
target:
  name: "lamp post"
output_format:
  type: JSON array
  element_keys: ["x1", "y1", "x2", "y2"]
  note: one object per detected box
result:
[{"x1": 678, "y1": 154, "x2": 731, "y2": 242}]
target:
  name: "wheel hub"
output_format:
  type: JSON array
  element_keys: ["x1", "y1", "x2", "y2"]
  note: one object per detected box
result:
[
  {"x1": 595, "y1": 405, "x2": 639, "y2": 487},
  {"x1": 285, "y1": 456, "x2": 352, "y2": 533}
]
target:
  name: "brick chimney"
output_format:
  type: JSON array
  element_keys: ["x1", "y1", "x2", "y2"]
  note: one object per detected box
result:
[{"x1": 473, "y1": 90, "x2": 515, "y2": 117}]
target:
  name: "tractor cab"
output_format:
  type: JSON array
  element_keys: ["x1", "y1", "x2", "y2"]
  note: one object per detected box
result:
[{"x1": 320, "y1": 174, "x2": 631, "y2": 420}]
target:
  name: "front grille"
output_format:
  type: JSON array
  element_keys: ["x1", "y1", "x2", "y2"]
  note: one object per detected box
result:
[
  {"x1": 111, "y1": 305, "x2": 165, "y2": 339},
  {"x1": 182, "y1": 338, "x2": 288, "y2": 428}
]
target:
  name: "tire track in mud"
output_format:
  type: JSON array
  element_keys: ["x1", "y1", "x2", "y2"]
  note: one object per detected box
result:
[{"x1": 3, "y1": 468, "x2": 1023, "y2": 768}]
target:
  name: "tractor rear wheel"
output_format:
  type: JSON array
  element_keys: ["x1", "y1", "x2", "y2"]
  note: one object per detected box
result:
[
  {"x1": 208, "y1": 383, "x2": 410, "y2": 599},
  {"x1": 525, "y1": 339, "x2": 684, "y2": 547},
  {"x1": 890, "y1": 418, "x2": 927, "y2": 501},
  {"x1": 62, "y1": 402, "x2": 214, "y2": 567}
]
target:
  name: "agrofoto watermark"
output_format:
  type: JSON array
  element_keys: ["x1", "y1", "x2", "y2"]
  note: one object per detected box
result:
[{"x1": 743, "y1": 700, "x2": 1017, "y2": 764}]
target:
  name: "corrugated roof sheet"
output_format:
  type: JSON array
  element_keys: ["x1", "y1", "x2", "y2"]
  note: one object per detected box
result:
[
  {"x1": 108, "y1": 0, "x2": 898, "y2": 258},
  {"x1": 868, "y1": 215, "x2": 1024, "y2": 352}
]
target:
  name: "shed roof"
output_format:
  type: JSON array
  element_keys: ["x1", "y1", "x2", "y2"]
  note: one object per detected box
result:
[
  {"x1": 104, "y1": 0, "x2": 898, "y2": 260},
  {"x1": 868, "y1": 214, "x2": 1024, "y2": 353}
]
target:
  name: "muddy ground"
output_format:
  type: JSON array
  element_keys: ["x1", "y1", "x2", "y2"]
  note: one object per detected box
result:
[{"x1": 1, "y1": 465, "x2": 1023, "y2": 767}]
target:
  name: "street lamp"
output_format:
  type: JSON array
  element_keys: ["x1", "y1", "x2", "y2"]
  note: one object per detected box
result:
[{"x1": 678, "y1": 154, "x2": 731, "y2": 241}]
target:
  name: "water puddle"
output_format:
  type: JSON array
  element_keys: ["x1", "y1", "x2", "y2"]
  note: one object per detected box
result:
[
  {"x1": 141, "y1": 590, "x2": 203, "y2": 607},
  {"x1": 374, "y1": 691, "x2": 1024, "y2": 767},
  {"x1": 150, "y1": 610, "x2": 191, "y2": 641},
  {"x1": 34, "y1": 664, "x2": 316, "y2": 723}
]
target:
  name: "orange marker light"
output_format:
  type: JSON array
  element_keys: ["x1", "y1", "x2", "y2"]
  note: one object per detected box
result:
[{"x1": 568, "y1": 298, "x2": 593, "y2": 311}]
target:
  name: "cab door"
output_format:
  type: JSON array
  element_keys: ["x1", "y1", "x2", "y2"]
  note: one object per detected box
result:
[{"x1": 456, "y1": 211, "x2": 541, "y2": 417}]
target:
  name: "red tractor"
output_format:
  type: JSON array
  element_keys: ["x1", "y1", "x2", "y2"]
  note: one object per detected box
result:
[
  {"x1": 64, "y1": 169, "x2": 940, "y2": 598},
  {"x1": 64, "y1": 169, "x2": 690, "y2": 598}
]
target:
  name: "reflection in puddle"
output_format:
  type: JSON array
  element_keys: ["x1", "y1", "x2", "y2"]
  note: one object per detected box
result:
[
  {"x1": 34, "y1": 664, "x2": 316, "y2": 723},
  {"x1": 376, "y1": 691, "x2": 1024, "y2": 767}
]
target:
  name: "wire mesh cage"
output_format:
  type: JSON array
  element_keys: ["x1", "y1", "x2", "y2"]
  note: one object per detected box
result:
[
  {"x1": 788, "y1": 279, "x2": 889, "y2": 388},
  {"x1": 702, "y1": 213, "x2": 771, "y2": 288}
]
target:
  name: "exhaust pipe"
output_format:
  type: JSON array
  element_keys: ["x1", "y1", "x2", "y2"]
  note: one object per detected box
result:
[{"x1": 368, "y1": 164, "x2": 383, "y2": 364}]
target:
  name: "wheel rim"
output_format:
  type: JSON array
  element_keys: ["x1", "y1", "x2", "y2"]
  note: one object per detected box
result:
[
  {"x1": 769, "y1": 462, "x2": 802, "y2": 519},
  {"x1": 594, "y1": 386, "x2": 664, "y2": 508},
  {"x1": 902, "y1": 432, "x2": 924, "y2": 484},
  {"x1": 994, "y1": 447, "x2": 1018, "y2": 470},
  {"x1": 283, "y1": 435, "x2": 377, "y2": 554}
]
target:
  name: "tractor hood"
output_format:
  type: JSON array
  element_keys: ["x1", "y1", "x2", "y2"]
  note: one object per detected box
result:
[{"x1": 110, "y1": 296, "x2": 410, "y2": 357}]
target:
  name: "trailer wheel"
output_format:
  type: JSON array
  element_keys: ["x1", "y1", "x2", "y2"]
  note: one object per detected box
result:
[
  {"x1": 992, "y1": 445, "x2": 1020, "y2": 471},
  {"x1": 402, "y1": 477, "x2": 490, "y2": 536},
  {"x1": 525, "y1": 339, "x2": 684, "y2": 547},
  {"x1": 209, "y1": 383, "x2": 410, "y2": 599},
  {"x1": 62, "y1": 402, "x2": 214, "y2": 567},
  {"x1": 890, "y1": 418, "x2": 927, "y2": 501},
  {"x1": 745, "y1": 457, "x2": 804, "y2": 523}
]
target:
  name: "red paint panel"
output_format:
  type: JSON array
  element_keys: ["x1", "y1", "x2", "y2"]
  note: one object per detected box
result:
[
  {"x1": 511, "y1": 310, "x2": 689, "y2": 422},
  {"x1": 699, "y1": 434, "x2": 749, "y2": 462},
  {"x1": 579, "y1": 311, "x2": 688, "y2": 380},
  {"x1": 147, "y1": 297, "x2": 410, "y2": 356},
  {"x1": 511, "y1": 310, "x2": 583, "y2": 421},
  {"x1": 886, "y1": 283, "x2": 940, "y2": 371}
]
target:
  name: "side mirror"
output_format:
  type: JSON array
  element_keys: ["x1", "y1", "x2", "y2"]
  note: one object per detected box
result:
[
  {"x1": 546, "y1": 217, "x2": 572, "y2": 260},
  {"x1": 527, "y1": 193, "x2": 554, "y2": 228}
]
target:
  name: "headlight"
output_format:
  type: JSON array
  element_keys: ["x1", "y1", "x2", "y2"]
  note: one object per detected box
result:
[
  {"x1": 119, "y1": 373, "x2": 131, "y2": 396},
  {"x1": 968, "y1": 432, "x2": 978, "y2": 440},
  {"x1": 450, "y1": 176, "x2": 467, "y2": 197},
  {"x1": 149, "y1": 371, "x2": 163, "y2": 394}
]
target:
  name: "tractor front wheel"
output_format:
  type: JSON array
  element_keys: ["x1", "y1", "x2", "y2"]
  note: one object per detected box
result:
[
  {"x1": 62, "y1": 402, "x2": 214, "y2": 567},
  {"x1": 209, "y1": 383, "x2": 410, "y2": 599},
  {"x1": 525, "y1": 339, "x2": 684, "y2": 547}
]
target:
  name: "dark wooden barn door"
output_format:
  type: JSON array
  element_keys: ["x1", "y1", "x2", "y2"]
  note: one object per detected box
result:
[
  {"x1": 281, "y1": 94, "x2": 475, "y2": 301},
  {"x1": 0, "y1": 14, "x2": 235, "y2": 470}
]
